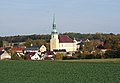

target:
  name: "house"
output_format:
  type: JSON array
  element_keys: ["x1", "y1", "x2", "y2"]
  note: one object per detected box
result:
[
  {"x1": 24, "y1": 45, "x2": 46, "y2": 53},
  {"x1": 11, "y1": 47, "x2": 25, "y2": 57},
  {"x1": 26, "y1": 51, "x2": 46, "y2": 60},
  {"x1": 30, "y1": 51, "x2": 55, "y2": 60},
  {"x1": 12, "y1": 43, "x2": 26, "y2": 48},
  {"x1": 0, "y1": 47, "x2": 4, "y2": 51},
  {"x1": 3, "y1": 41, "x2": 12, "y2": 47},
  {"x1": 0, "y1": 51, "x2": 11, "y2": 60},
  {"x1": 0, "y1": 47, "x2": 11, "y2": 52},
  {"x1": 24, "y1": 45, "x2": 46, "y2": 60},
  {"x1": 17, "y1": 53, "x2": 24, "y2": 57},
  {"x1": 44, "y1": 51, "x2": 56, "y2": 60},
  {"x1": 85, "y1": 39, "x2": 90, "y2": 42},
  {"x1": 11, "y1": 47, "x2": 24, "y2": 53},
  {"x1": 50, "y1": 17, "x2": 77, "y2": 52},
  {"x1": 39, "y1": 45, "x2": 47, "y2": 52},
  {"x1": 100, "y1": 49, "x2": 111, "y2": 54},
  {"x1": 30, "y1": 52, "x2": 41, "y2": 60}
]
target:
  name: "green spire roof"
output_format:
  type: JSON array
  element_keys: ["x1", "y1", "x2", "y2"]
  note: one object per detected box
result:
[{"x1": 52, "y1": 14, "x2": 57, "y2": 34}]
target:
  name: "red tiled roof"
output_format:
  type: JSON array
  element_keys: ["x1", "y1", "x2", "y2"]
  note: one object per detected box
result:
[
  {"x1": 46, "y1": 51, "x2": 55, "y2": 55},
  {"x1": 11, "y1": 47, "x2": 24, "y2": 51},
  {"x1": 0, "y1": 47, "x2": 4, "y2": 51},
  {"x1": 29, "y1": 52, "x2": 36, "y2": 57},
  {"x1": 59, "y1": 35, "x2": 73, "y2": 43}
]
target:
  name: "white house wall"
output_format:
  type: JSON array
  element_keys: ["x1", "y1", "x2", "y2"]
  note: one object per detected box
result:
[
  {"x1": 40, "y1": 45, "x2": 47, "y2": 52},
  {"x1": 31, "y1": 53, "x2": 40, "y2": 60},
  {"x1": 1, "y1": 52, "x2": 11, "y2": 60}
]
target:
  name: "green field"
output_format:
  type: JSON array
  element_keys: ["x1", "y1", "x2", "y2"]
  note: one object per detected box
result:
[{"x1": 0, "y1": 60, "x2": 120, "y2": 83}]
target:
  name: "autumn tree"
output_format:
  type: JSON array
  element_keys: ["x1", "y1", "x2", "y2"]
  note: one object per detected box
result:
[
  {"x1": 0, "y1": 40, "x2": 3, "y2": 47},
  {"x1": 24, "y1": 39, "x2": 34, "y2": 47}
]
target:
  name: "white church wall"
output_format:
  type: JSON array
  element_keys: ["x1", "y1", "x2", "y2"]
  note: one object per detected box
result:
[{"x1": 59, "y1": 43, "x2": 77, "y2": 52}]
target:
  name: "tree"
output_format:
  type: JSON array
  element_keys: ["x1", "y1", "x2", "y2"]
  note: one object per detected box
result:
[
  {"x1": 104, "y1": 40, "x2": 113, "y2": 49},
  {"x1": 0, "y1": 40, "x2": 3, "y2": 47},
  {"x1": 24, "y1": 39, "x2": 34, "y2": 47},
  {"x1": 56, "y1": 53, "x2": 63, "y2": 60}
]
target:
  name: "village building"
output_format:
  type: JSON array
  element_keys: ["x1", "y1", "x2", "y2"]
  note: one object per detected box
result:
[
  {"x1": 12, "y1": 47, "x2": 24, "y2": 53},
  {"x1": 50, "y1": 17, "x2": 77, "y2": 52},
  {"x1": 0, "y1": 51, "x2": 11, "y2": 60},
  {"x1": 11, "y1": 47, "x2": 25, "y2": 57},
  {"x1": 23, "y1": 45, "x2": 47, "y2": 60},
  {"x1": 30, "y1": 52, "x2": 41, "y2": 60},
  {"x1": 24, "y1": 45, "x2": 46, "y2": 53}
]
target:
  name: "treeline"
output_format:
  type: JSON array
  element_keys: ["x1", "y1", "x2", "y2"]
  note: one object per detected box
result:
[
  {"x1": 0, "y1": 32, "x2": 120, "y2": 43},
  {"x1": 0, "y1": 34, "x2": 50, "y2": 43},
  {"x1": 62, "y1": 32, "x2": 120, "y2": 41}
]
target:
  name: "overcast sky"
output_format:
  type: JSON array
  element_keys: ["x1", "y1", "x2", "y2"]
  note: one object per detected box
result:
[{"x1": 0, "y1": 0, "x2": 120, "y2": 36}]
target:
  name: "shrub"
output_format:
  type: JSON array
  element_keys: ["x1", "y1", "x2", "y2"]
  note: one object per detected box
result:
[
  {"x1": 105, "y1": 50, "x2": 120, "y2": 58},
  {"x1": 56, "y1": 53, "x2": 63, "y2": 60},
  {"x1": 95, "y1": 54, "x2": 101, "y2": 59},
  {"x1": 84, "y1": 54, "x2": 95, "y2": 59}
]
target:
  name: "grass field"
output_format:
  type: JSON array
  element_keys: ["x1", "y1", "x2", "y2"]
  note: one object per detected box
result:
[{"x1": 0, "y1": 59, "x2": 120, "y2": 83}]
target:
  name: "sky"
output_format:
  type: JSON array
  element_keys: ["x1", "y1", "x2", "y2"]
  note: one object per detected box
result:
[{"x1": 0, "y1": 0, "x2": 120, "y2": 36}]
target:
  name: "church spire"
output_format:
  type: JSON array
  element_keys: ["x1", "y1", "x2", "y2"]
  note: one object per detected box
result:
[
  {"x1": 53, "y1": 14, "x2": 56, "y2": 28},
  {"x1": 52, "y1": 14, "x2": 57, "y2": 34}
]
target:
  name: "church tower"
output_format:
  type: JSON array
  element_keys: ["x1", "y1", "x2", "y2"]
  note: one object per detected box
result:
[{"x1": 50, "y1": 15, "x2": 59, "y2": 51}]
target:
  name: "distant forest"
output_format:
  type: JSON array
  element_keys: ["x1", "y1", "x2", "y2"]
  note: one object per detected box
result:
[{"x1": 0, "y1": 32, "x2": 120, "y2": 43}]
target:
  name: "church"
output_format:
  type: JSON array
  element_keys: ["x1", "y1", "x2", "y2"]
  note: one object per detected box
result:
[{"x1": 50, "y1": 17, "x2": 77, "y2": 52}]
